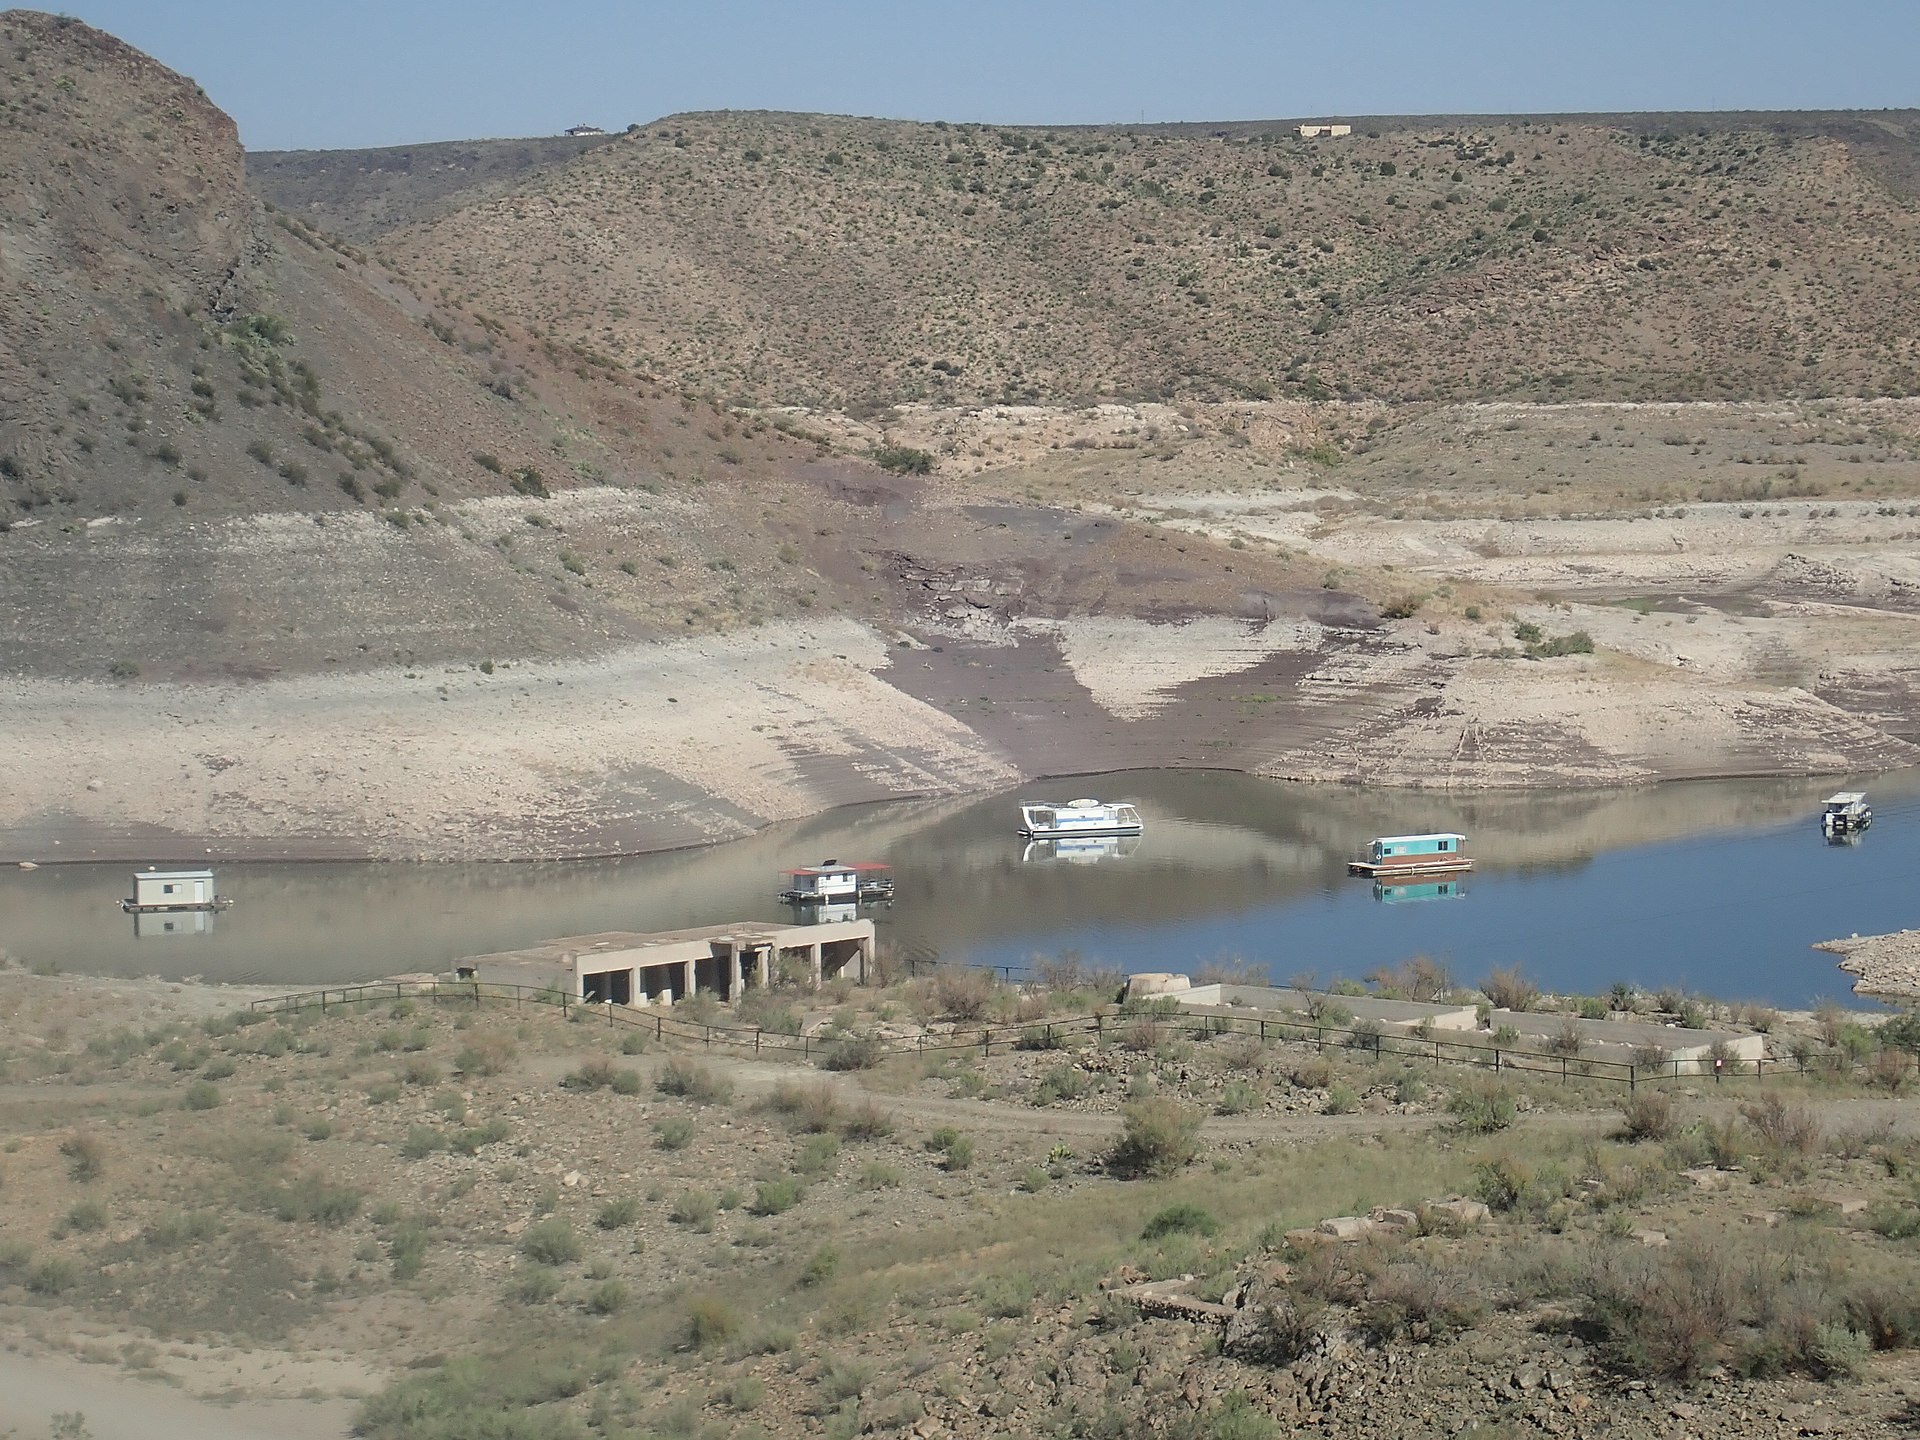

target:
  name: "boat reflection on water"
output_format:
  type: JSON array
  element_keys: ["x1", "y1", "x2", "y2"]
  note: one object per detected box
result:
[
  {"x1": 1022, "y1": 834, "x2": 1144, "y2": 865},
  {"x1": 782, "y1": 900, "x2": 889, "y2": 926},
  {"x1": 1372, "y1": 878, "x2": 1467, "y2": 905},
  {"x1": 132, "y1": 909, "x2": 218, "y2": 938}
]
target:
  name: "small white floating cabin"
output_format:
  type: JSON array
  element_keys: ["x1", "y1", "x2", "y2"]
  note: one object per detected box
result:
[
  {"x1": 1347, "y1": 833, "x2": 1473, "y2": 878},
  {"x1": 778, "y1": 860, "x2": 894, "y2": 904},
  {"x1": 122, "y1": 868, "x2": 231, "y2": 913},
  {"x1": 1017, "y1": 798, "x2": 1144, "y2": 839}
]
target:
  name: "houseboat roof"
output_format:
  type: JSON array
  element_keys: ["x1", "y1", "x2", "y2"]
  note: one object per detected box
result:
[
  {"x1": 781, "y1": 860, "x2": 891, "y2": 876},
  {"x1": 1371, "y1": 833, "x2": 1466, "y2": 846},
  {"x1": 1824, "y1": 792, "x2": 1867, "y2": 806},
  {"x1": 134, "y1": 868, "x2": 215, "y2": 881}
]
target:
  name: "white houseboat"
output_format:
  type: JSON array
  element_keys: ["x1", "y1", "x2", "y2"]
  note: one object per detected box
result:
[
  {"x1": 1017, "y1": 798, "x2": 1144, "y2": 840},
  {"x1": 778, "y1": 860, "x2": 895, "y2": 905},
  {"x1": 1820, "y1": 792, "x2": 1871, "y2": 837},
  {"x1": 121, "y1": 868, "x2": 232, "y2": 914}
]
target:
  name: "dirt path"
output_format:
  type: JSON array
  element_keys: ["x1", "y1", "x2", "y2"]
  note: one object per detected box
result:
[{"x1": 0, "y1": 1346, "x2": 355, "y2": 1440}]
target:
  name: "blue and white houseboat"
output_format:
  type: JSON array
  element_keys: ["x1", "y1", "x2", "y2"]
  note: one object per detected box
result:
[{"x1": 1347, "y1": 833, "x2": 1473, "y2": 878}]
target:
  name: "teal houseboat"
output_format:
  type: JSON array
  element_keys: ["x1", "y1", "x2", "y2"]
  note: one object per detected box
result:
[{"x1": 1347, "y1": 832, "x2": 1473, "y2": 878}]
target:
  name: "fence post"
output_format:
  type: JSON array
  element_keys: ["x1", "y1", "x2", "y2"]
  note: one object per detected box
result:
[{"x1": 1561, "y1": 1056, "x2": 1568, "y2": 1085}]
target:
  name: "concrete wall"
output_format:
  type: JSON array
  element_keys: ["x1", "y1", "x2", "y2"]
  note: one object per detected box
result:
[{"x1": 1179, "y1": 983, "x2": 1481, "y2": 1033}]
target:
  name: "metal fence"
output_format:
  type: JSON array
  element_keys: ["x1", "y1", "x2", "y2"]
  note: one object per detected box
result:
[{"x1": 248, "y1": 979, "x2": 1815, "y2": 1090}]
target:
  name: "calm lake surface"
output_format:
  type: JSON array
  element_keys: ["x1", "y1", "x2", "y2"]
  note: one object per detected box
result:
[{"x1": 5, "y1": 768, "x2": 1919, "y2": 1007}]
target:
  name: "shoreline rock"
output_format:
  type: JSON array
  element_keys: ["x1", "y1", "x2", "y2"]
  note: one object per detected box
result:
[{"x1": 1814, "y1": 930, "x2": 1920, "y2": 1001}]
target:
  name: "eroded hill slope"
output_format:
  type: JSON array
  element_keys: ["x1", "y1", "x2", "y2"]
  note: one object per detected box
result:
[{"x1": 376, "y1": 109, "x2": 1920, "y2": 409}]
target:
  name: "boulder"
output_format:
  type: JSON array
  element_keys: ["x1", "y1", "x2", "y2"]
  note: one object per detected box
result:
[
  {"x1": 1421, "y1": 1198, "x2": 1490, "y2": 1228},
  {"x1": 1317, "y1": 1215, "x2": 1375, "y2": 1241}
]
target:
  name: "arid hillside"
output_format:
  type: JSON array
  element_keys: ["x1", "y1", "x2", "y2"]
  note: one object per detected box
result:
[{"x1": 359, "y1": 109, "x2": 1920, "y2": 409}]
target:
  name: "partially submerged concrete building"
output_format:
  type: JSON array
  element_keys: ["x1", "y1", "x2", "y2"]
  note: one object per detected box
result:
[{"x1": 457, "y1": 919, "x2": 873, "y2": 1006}]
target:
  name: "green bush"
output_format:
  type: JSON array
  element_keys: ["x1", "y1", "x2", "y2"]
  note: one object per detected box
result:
[
  {"x1": 27, "y1": 1257, "x2": 78, "y2": 1296},
  {"x1": 519, "y1": 1218, "x2": 581, "y2": 1266},
  {"x1": 655, "y1": 1057, "x2": 733, "y2": 1104},
  {"x1": 871, "y1": 445, "x2": 934, "y2": 475},
  {"x1": 182, "y1": 1080, "x2": 221, "y2": 1110},
  {"x1": 654, "y1": 1115, "x2": 696, "y2": 1151},
  {"x1": 823, "y1": 1032, "x2": 886, "y2": 1071},
  {"x1": 1142, "y1": 1202, "x2": 1220, "y2": 1240},
  {"x1": 1448, "y1": 1081, "x2": 1517, "y2": 1134},
  {"x1": 1110, "y1": 1098, "x2": 1203, "y2": 1178},
  {"x1": 401, "y1": 1125, "x2": 444, "y2": 1160},
  {"x1": 585, "y1": 1279, "x2": 630, "y2": 1315},
  {"x1": 449, "y1": 1118, "x2": 511, "y2": 1155},
  {"x1": 751, "y1": 1178, "x2": 803, "y2": 1216},
  {"x1": 1034, "y1": 1064, "x2": 1090, "y2": 1106},
  {"x1": 61, "y1": 1198, "x2": 108, "y2": 1235},
  {"x1": 670, "y1": 1190, "x2": 717, "y2": 1228},
  {"x1": 684, "y1": 1295, "x2": 739, "y2": 1349},
  {"x1": 596, "y1": 1197, "x2": 640, "y2": 1230}
]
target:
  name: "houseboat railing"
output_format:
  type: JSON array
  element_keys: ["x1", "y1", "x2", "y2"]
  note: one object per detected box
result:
[{"x1": 247, "y1": 980, "x2": 1833, "y2": 1090}]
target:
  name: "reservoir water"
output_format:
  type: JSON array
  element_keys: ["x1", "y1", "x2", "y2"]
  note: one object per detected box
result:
[{"x1": 4, "y1": 768, "x2": 1919, "y2": 1008}]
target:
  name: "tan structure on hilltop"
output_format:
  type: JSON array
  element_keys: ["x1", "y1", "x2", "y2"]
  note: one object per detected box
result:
[{"x1": 1297, "y1": 122, "x2": 1352, "y2": 138}]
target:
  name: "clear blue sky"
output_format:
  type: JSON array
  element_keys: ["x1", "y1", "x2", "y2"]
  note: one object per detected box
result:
[{"x1": 64, "y1": 1, "x2": 1920, "y2": 151}]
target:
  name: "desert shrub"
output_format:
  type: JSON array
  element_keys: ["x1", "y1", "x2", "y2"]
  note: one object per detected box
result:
[
  {"x1": 1583, "y1": 1242, "x2": 1737, "y2": 1381},
  {"x1": 1216, "y1": 1079, "x2": 1261, "y2": 1115},
  {"x1": 840, "y1": 1099, "x2": 893, "y2": 1140},
  {"x1": 60, "y1": 1131, "x2": 105, "y2": 1183},
  {"x1": 400, "y1": 1057, "x2": 440, "y2": 1087},
  {"x1": 1324, "y1": 1083, "x2": 1359, "y2": 1114},
  {"x1": 1869, "y1": 1048, "x2": 1914, "y2": 1094},
  {"x1": 1142, "y1": 1202, "x2": 1221, "y2": 1240},
  {"x1": 562, "y1": 1057, "x2": 617, "y2": 1091},
  {"x1": 202, "y1": 1056, "x2": 238, "y2": 1080},
  {"x1": 932, "y1": 966, "x2": 997, "y2": 1021},
  {"x1": 1480, "y1": 967, "x2": 1538, "y2": 1012},
  {"x1": 585, "y1": 1279, "x2": 630, "y2": 1315},
  {"x1": 655, "y1": 1057, "x2": 733, "y2": 1104},
  {"x1": 520, "y1": 1219, "x2": 581, "y2": 1266},
  {"x1": 822, "y1": 1032, "x2": 885, "y2": 1071},
  {"x1": 27, "y1": 1257, "x2": 78, "y2": 1296},
  {"x1": 1392, "y1": 1069, "x2": 1427, "y2": 1105},
  {"x1": 401, "y1": 1125, "x2": 444, "y2": 1160},
  {"x1": 1619, "y1": 1090, "x2": 1675, "y2": 1142},
  {"x1": 942, "y1": 1135, "x2": 976, "y2": 1171},
  {"x1": 768, "y1": 1080, "x2": 841, "y2": 1131},
  {"x1": 1203, "y1": 1389, "x2": 1279, "y2": 1440},
  {"x1": 1015, "y1": 1023, "x2": 1067, "y2": 1051},
  {"x1": 654, "y1": 1116, "x2": 696, "y2": 1151},
  {"x1": 1110, "y1": 1098, "x2": 1203, "y2": 1178},
  {"x1": 610, "y1": 1068, "x2": 642, "y2": 1095},
  {"x1": 1448, "y1": 1081, "x2": 1517, "y2": 1134},
  {"x1": 798, "y1": 1245, "x2": 839, "y2": 1287},
  {"x1": 1362, "y1": 1259, "x2": 1487, "y2": 1343},
  {"x1": 1034, "y1": 1064, "x2": 1090, "y2": 1106},
  {"x1": 752, "y1": 1179, "x2": 803, "y2": 1216},
  {"x1": 272, "y1": 1181, "x2": 362, "y2": 1227},
  {"x1": 727, "y1": 1375, "x2": 765, "y2": 1411},
  {"x1": 872, "y1": 445, "x2": 934, "y2": 474},
  {"x1": 1742, "y1": 1095, "x2": 1820, "y2": 1156},
  {"x1": 737, "y1": 990, "x2": 802, "y2": 1034},
  {"x1": 670, "y1": 1190, "x2": 717, "y2": 1228},
  {"x1": 449, "y1": 1117, "x2": 511, "y2": 1155},
  {"x1": 388, "y1": 1223, "x2": 429, "y2": 1281},
  {"x1": 794, "y1": 1133, "x2": 841, "y2": 1177},
  {"x1": 144, "y1": 1210, "x2": 219, "y2": 1248},
  {"x1": 596, "y1": 1197, "x2": 640, "y2": 1230},
  {"x1": 61, "y1": 1198, "x2": 108, "y2": 1235},
  {"x1": 183, "y1": 1080, "x2": 222, "y2": 1110},
  {"x1": 1545, "y1": 1015, "x2": 1585, "y2": 1057},
  {"x1": 454, "y1": 1033, "x2": 516, "y2": 1076},
  {"x1": 508, "y1": 1266, "x2": 562, "y2": 1304},
  {"x1": 1631, "y1": 1041, "x2": 1673, "y2": 1074},
  {"x1": 859, "y1": 1162, "x2": 903, "y2": 1190},
  {"x1": 687, "y1": 1297, "x2": 737, "y2": 1351}
]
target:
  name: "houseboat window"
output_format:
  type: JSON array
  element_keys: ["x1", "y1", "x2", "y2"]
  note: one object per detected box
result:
[
  {"x1": 163, "y1": 884, "x2": 176, "y2": 894},
  {"x1": 1437, "y1": 840, "x2": 1450, "y2": 851}
]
